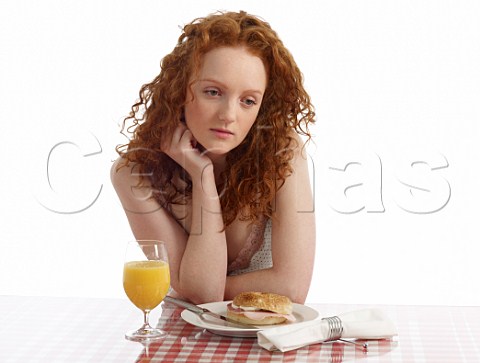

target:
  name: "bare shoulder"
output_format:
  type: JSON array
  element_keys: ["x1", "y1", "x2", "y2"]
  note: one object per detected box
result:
[
  {"x1": 110, "y1": 157, "x2": 125, "y2": 183},
  {"x1": 110, "y1": 157, "x2": 158, "y2": 214},
  {"x1": 284, "y1": 131, "x2": 312, "y2": 183},
  {"x1": 110, "y1": 157, "x2": 141, "y2": 199},
  {"x1": 111, "y1": 157, "x2": 140, "y2": 186},
  {"x1": 275, "y1": 131, "x2": 314, "y2": 213},
  {"x1": 290, "y1": 131, "x2": 310, "y2": 162}
]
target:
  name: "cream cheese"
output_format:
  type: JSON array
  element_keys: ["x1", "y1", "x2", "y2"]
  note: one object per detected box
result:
[{"x1": 232, "y1": 303, "x2": 261, "y2": 311}]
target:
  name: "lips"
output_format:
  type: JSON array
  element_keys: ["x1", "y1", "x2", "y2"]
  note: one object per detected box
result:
[{"x1": 210, "y1": 128, "x2": 234, "y2": 139}]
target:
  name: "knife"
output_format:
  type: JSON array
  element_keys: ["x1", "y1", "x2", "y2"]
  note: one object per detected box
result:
[{"x1": 164, "y1": 296, "x2": 255, "y2": 329}]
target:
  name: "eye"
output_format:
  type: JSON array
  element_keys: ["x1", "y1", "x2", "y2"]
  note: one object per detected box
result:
[
  {"x1": 243, "y1": 98, "x2": 257, "y2": 107},
  {"x1": 204, "y1": 88, "x2": 221, "y2": 97}
]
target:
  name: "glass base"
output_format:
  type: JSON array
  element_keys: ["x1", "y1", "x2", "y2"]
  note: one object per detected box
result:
[{"x1": 125, "y1": 326, "x2": 167, "y2": 342}]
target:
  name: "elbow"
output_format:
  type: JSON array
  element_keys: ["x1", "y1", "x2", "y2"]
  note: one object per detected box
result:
[
  {"x1": 279, "y1": 273, "x2": 312, "y2": 304},
  {"x1": 271, "y1": 268, "x2": 311, "y2": 304},
  {"x1": 174, "y1": 281, "x2": 225, "y2": 305},
  {"x1": 174, "y1": 264, "x2": 227, "y2": 304},
  {"x1": 188, "y1": 292, "x2": 224, "y2": 305},
  {"x1": 281, "y1": 284, "x2": 308, "y2": 304},
  {"x1": 179, "y1": 291, "x2": 224, "y2": 305},
  {"x1": 292, "y1": 276, "x2": 312, "y2": 304},
  {"x1": 290, "y1": 290, "x2": 308, "y2": 305}
]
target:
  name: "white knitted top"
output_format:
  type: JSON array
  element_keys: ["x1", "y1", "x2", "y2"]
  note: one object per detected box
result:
[{"x1": 227, "y1": 219, "x2": 273, "y2": 276}]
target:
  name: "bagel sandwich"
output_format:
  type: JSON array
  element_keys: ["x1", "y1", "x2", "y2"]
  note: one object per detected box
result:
[{"x1": 226, "y1": 292, "x2": 296, "y2": 325}]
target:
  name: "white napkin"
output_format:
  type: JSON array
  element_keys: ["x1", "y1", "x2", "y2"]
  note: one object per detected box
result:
[{"x1": 257, "y1": 308, "x2": 397, "y2": 352}]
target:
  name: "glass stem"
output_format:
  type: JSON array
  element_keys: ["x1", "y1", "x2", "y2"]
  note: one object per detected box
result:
[{"x1": 142, "y1": 309, "x2": 151, "y2": 329}]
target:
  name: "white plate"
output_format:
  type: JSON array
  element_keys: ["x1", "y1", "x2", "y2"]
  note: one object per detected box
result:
[{"x1": 181, "y1": 301, "x2": 319, "y2": 338}]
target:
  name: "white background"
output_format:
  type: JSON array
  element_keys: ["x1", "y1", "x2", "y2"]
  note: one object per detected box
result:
[{"x1": 1, "y1": 0, "x2": 479, "y2": 306}]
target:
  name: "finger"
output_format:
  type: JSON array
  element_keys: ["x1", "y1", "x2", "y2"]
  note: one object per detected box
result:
[
  {"x1": 171, "y1": 124, "x2": 187, "y2": 144},
  {"x1": 172, "y1": 125, "x2": 186, "y2": 142},
  {"x1": 178, "y1": 128, "x2": 197, "y2": 149}
]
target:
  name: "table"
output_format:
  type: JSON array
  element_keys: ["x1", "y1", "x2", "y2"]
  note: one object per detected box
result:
[{"x1": 0, "y1": 296, "x2": 479, "y2": 362}]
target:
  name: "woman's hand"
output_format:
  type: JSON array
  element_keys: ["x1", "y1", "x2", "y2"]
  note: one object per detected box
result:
[{"x1": 163, "y1": 124, "x2": 213, "y2": 180}]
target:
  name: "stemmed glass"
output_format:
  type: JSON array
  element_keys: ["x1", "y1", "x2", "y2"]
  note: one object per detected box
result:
[{"x1": 123, "y1": 240, "x2": 170, "y2": 341}]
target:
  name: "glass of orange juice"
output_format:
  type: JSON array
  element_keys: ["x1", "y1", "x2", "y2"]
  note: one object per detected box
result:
[{"x1": 123, "y1": 240, "x2": 170, "y2": 341}]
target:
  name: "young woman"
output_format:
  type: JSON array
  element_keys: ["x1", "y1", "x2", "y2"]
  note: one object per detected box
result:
[{"x1": 111, "y1": 11, "x2": 316, "y2": 304}]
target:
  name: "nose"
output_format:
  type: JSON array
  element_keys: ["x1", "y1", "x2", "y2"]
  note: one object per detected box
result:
[{"x1": 218, "y1": 99, "x2": 236, "y2": 124}]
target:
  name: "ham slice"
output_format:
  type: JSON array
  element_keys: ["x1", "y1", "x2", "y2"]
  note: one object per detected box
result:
[{"x1": 227, "y1": 303, "x2": 296, "y2": 322}]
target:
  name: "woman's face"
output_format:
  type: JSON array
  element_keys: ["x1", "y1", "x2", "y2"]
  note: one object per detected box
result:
[{"x1": 184, "y1": 46, "x2": 267, "y2": 159}]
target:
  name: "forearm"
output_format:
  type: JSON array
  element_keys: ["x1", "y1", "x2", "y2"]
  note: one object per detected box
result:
[
  {"x1": 224, "y1": 219, "x2": 315, "y2": 304},
  {"x1": 224, "y1": 266, "x2": 312, "y2": 304},
  {"x1": 176, "y1": 166, "x2": 227, "y2": 303}
]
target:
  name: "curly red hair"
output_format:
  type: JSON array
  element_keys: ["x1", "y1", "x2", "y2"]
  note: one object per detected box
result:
[{"x1": 117, "y1": 10, "x2": 315, "y2": 226}]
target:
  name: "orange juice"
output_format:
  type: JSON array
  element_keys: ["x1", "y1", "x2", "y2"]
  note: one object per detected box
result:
[{"x1": 123, "y1": 260, "x2": 170, "y2": 311}]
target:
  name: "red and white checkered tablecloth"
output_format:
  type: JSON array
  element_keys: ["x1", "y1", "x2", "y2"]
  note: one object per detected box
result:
[
  {"x1": 0, "y1": 296, "x2": 479, "y2": 362},
  {"x1": 140, "y1": 302, "x2": 480, "y2": 362}
]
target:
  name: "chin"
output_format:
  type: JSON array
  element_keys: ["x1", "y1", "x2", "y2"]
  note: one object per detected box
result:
[{"x1": 203, "y1": 144, "x2": 235, "y2": 157}]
